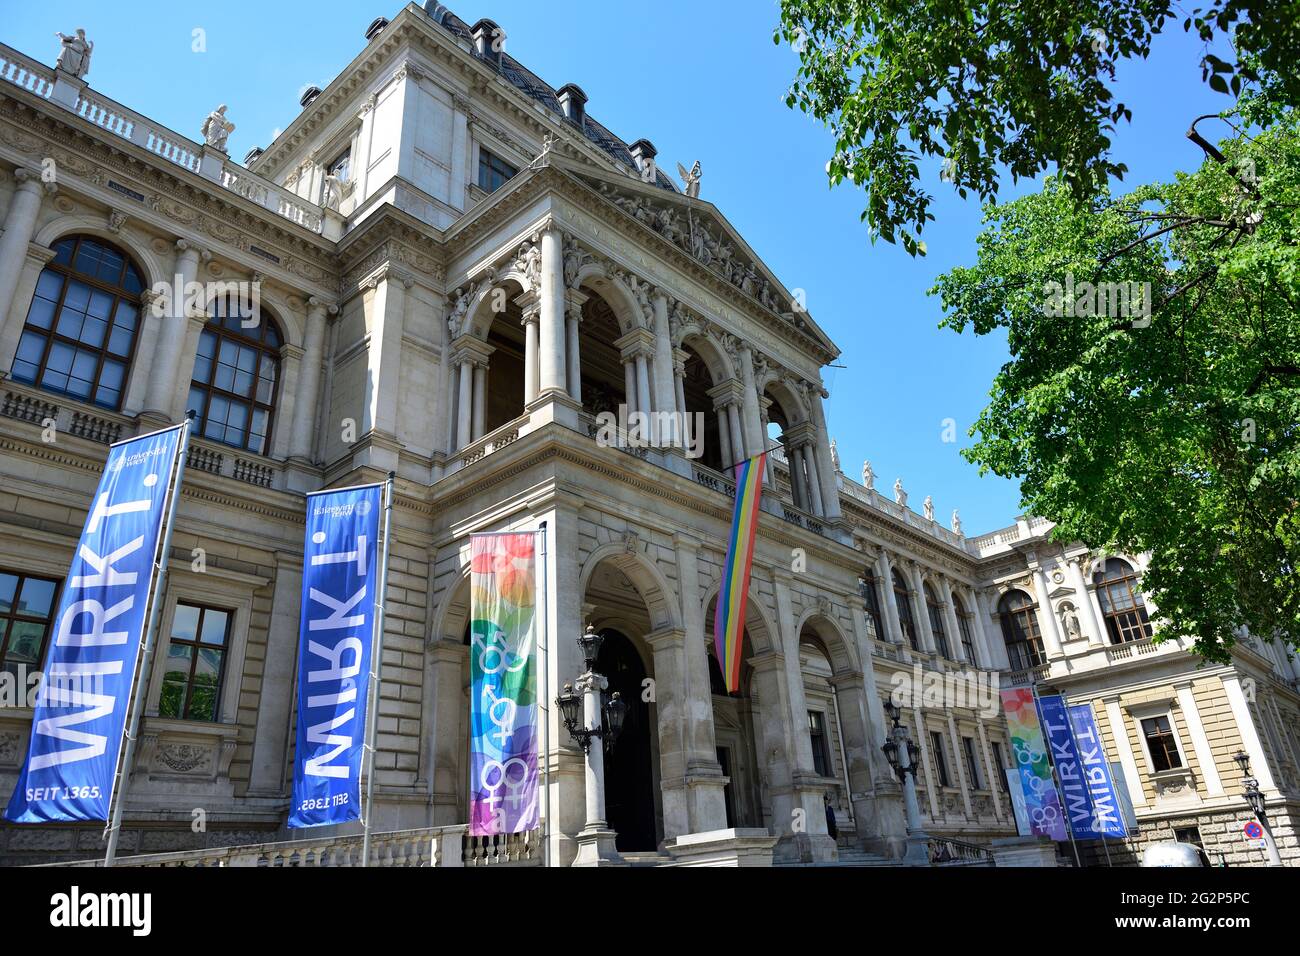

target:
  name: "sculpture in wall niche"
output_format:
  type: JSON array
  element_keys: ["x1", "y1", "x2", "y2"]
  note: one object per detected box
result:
[
  {"x1": 1060, "y1": 603, "x2": 1082, "y2": 641},
  {"x1": 201, "y1": 105, "x2": 236, "y2": 153},
  {"x1": 862, "y1": 459, "x2": 875, "y2": 490},
  {"x1": 447, "y1": 287, "x2": 471, "y2": 336},
  {"x1": 55, "y1": 28, "x2": 92, "y2": 78},
  {"x1": 677, "y1": 160, "x2": 702, "y2": 198},
  {"x1": 894, "y1": 478, "x2": 907, "y2": 507},
  {"x1": 923, "y1": 495, "x2": 935, "y2": 522},
  {"x1": 951, "y1": 509, "x2": 963, "y2": 535}
]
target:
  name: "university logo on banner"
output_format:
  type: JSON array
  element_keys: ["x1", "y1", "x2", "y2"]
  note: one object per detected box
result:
[
  {"x1": 5, "y1": 425, "x2": 184, "y2": 823},
  {"x1": 1000, "y1": 688, "x2": 1067, "y2": 841},
  {"x1": 289, "y1": 484, "x2": 382, "y2": 828},
  {"x1": 469, "y1": 532, "x2": 538, "y2": 835}
]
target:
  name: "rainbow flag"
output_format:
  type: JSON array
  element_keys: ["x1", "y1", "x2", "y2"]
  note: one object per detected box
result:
[{"x1": 714, "y1": 452, "x2": 766, "y2": 692}]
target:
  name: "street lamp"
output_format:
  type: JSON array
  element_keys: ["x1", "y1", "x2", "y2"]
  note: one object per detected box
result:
[
  {"x1": 556, "y1": 625, "x2": 627, "y2": 865},
  {"x1": 881, "y1": 699, "x2": 931, "y2": 864},
  {"x1": 1233, "y1": 750, "x2": 1282, "y2": 866}
]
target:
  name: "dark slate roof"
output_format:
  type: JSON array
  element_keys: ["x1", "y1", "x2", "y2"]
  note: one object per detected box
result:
[{"x1": 424, "y1": 3, "x2": 679, "y2": 192}]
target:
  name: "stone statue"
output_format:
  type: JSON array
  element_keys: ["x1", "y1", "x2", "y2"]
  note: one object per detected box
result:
[
  {"x1": 861, "y1": 460, "x2": 875, "y2": 489},
  {"x1": 322, "y1": 173, "x2": 345, "y2": 211},
  {"x1": 676, "y1": 160, "x2": 702, "y2": 198},
  {"x1": 201, "y1": 105, "x2": 236, "y2": 153},
  {"x1": 530, "y1": 132, "x2": 554, "y2": 170},
  {"x1": 1060, "y1": 605, "x2": 1082, "y2": 641},
  {"x1": 829, "y1": 439, "x2": 841, "y2": 472},
  {"x1": 951, "y1": 509, "x2": 963, "y2": 535},
  {"x1": 447, "y1": 287, "x2": 470, "y2": 336},
  {"x1": 923, "y1": 495, "x2": 935, "y2": 522},
  {"x1": 55, "y1": 29, "x2": 92, "y2": 79},
  {"x1": 893, "y1": 478, "x2": 907, "y2": 507}
]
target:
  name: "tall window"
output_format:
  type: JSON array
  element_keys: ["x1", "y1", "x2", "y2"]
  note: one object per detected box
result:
[
  {"x1": 188, "y1": 298, "x2": 282, "y2": 455},
  {"x1": 925, "y1": 583, "x2": 950, "y2": 658},
  {"x1": 11, "y1": 235, "x2": 143, "y2": 409},
  {"x1": 892, "y1": 570, "x2": 919, "y2": 651},
  {"x1": 1095, "y1": 558, "x2": 1153, "y2": 644},
  {"x1": 962, "y1": 736, "x2": 983, "y2": 789},
  {"x1": 999, "y1": 590, "x2": 1045, "y2": 671},
  {"x1": 861, "y1": 569, "x2": 885, "y2": 640},
  {"x1": 477, "y1": 147, "x2": 517, "y2": 193},
  {"x1": 1141, "y1": 715, "x2": 1183, "y2": 772},
  {"x1": 160, "y1": 602, "x2": 230, "y2": 722},
  {"x1": 0, "y1": 570, "x2": 59, "y2": 679},
  {"x1": 955, "y1": 596, "x2": 978, "y2": 663},
  {"x1": 930, "y1": 731, "x2": 952, "y2": 787},
  {"x1": 808, "y1": 711, "x2": 832, "y2": 777},
  {"x1": 992, "y1": 741, "x2": 1010, "y2": 793}
]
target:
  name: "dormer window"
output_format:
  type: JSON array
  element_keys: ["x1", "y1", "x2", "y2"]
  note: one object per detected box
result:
[{"x1": 478, "y1": 147, "x2": 517, "y2": 194}]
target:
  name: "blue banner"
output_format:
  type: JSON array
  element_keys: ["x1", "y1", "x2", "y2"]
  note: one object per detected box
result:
[
  {"x1": 1068, "y1": 704, "x2": 1128, "y2": 837},
  {"x1": 289, "y1": 484, "x2": 382, "y2": 828},
  {"x1": 1038, "y1": 695, "x2": 1127, "y2": 839},
  {"x1": 5, "y1": 425, "x2": 183, "y2": 823}
]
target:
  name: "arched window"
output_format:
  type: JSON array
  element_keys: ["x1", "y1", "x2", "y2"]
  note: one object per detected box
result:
[
  {"x1": 860, "y1": 568, "x2": 885, "y2": 641},
  {"x1": 187, "y1": 297, "x2": 282, "y2": 455},
  {"x1": 1094, "y1": 558, "x2": 1153, "y2": 644},
  {"x1": 924, "y1": 583, "x2": 950, "y2": 658},
  {"x1": 999, "y1": 590, "x2": 1045, "y2": 671},
  {"x1": 11, "y1": 235, "x2": 144, "y2": 409},
  {"x1": 954, "y1": 595, "x2": 978, "y2": 664},
  {"x1": 892, "y1": 570, "x2": 919, "y2": 651}
]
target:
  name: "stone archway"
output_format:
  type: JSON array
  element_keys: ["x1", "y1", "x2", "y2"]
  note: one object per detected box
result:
[{"x1": 595, "y1": 627, "x2": 657, "y2": 852}]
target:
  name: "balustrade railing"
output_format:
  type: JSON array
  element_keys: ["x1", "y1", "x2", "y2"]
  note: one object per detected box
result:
[
  {"x1": 0, "y1": 42, "x2": 324, "y2": 234},
  {"x1": 928, "y1": 836, "x2": 995, "y2": 866}
]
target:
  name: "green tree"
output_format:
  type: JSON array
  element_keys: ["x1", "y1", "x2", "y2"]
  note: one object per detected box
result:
[
  {"x1": 931, "y1": 98, "x2": 1300, "y2": 661},
  {"x1": 776, "y1": 0, "x2": 1300, "y2": 254}
]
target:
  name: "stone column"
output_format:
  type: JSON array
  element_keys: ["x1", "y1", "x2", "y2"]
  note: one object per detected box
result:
[
  {"x1": 287, "y1": 297, "x2": 333, "y2": 463},
  {"x1": 973, "y1": 588, "x2": 1010, "y2": 669},
  {"x1": 519, "y1": 296, "x2": 540, "y2": 405},
  {"x1": 471, "y1": 360, "x2": 486, "y2": 440},
  {"x1": 144, "y1": 240, "x2": 205, "y2": 418},
  {"x1": 651, "y1": 294, "x2": 677, "y2": 421},
  {"x1": 0, "y1": 243, "x2": 56, "y2": 377},
  {"x1": 425, "y1": 639, "x2": 469, "y2": 824},
  {"x1": 976, "y1": 721, "x2": 1004, "y2": 819},
  {"x1": 565, "y1": 294, "x2": 583, "y2": 404},
  {"x1": 737, "y1": 345, "x2": 764, "y2": 462},
  {"x1": 645, "y1": 627, "x2": 691, "y2": 840},
  {"x1": 716, "y1": 402, "x2": 731, "y2": 468},
  {"x1": 908, "y1": 562, "x2": 936, "y2": 653},
  {"x1": 878, "y1": 551, "x2": 904, "y2": 645},
  {"x1": 727, "y1": 401, "x2": 745, "y2": 466},
  {"x1": 362, "y1": 271, "x2": 409, "y2": 448},
  {"x1": 572, "y1": 669, "x2": 622, "y2": 865},
  {"x1": 806, "y1": 385, "x2": 842, "y2": 520},
  {"x1": 538, "y1": 226, "x2": 566, "y2": 396},
  {"x1": 939, "y1": 577, "x2": 968, "y2": 663},
  {"x1": 455, "y1": 356, "x2": 472, "y2": 449},
  {"x1": 1028, "y1": 561, "x2": 1064, "y2": 657},
  {"x1": 634, "y1": 351, "x2": 652, "y2": 423},
  {"x1": 947, "y1": 713, "x2": 974, "y2": 817},
  {"x1": 787, "y1": 441, "x2": 806, "y2": 511},
  {"x1": 801, "y1": 443, "x2": 825, "y2": 516},
  {"x1": 1175, "y1": 680, "x2": 1225, "y2": 797},
  {"x1": 0, "y1": 169, "x2": 52, "y2": 350},
  {"x1": 247, "y1": 553, "x2": 303, "y2": 796}
]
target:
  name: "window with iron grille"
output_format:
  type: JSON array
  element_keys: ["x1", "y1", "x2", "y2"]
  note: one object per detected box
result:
[
  {"x1": 1095, "y1": 558, "x2": 1153, "y2": 644},
  {"x1": 12, "y1": 235, "x2": 144, "y2": 410},
  {"x1": 1141, "y1": 715, "x2": 1183, "y2": 772}
]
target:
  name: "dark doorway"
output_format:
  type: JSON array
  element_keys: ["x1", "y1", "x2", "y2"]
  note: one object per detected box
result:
[
  {"x1": 717, "y1": 747, "x2": 735, "y2": 828},
  {"x1": 595, "y1": 629, "x2": 657, "y2": 851}
]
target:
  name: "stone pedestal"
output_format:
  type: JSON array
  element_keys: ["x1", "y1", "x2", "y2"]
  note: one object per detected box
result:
[
  {"x1": 199, "y1": 145, "x2": 226, "y2": 182},
  {"x1": 322, "y1": 208, "x2": 345, "y2": 241},
  {"x1": 49, "y1": 68, "x2": 85, "y2": 110},
  {"x1": 527, "y1": 390, "x2": 582, "y2": 433},
  {"x1": 663, "y1": 828, "x2": 779, "y2": 867},
  {"x1": 990, "y1": 836, "x2": 1060, "y2": 867},
  {"x1": 571, "y1": 825, "x2": 626, "y2": 867}
]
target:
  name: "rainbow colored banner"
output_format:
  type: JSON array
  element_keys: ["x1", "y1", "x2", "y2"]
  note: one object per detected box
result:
[
  {"x1": 1001, "y1": 688, "x2": 1067, "y2": 841},
  {"x1": 714, "y1": 452, "x2": 766, "y2": 692},
  {"x1": 469, "y1": 532, "x2": 539, "y2": 835}
]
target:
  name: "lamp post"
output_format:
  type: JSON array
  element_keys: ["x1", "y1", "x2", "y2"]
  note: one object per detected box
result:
[
  {"x1": 881, "y1": 700, "x2": 932, "y2": 864},
  {"x1": 557, "y1": 625, "x2": 627, "y2": 866},
  {"x1": 1233, "y1": 750, "x2": 1283, "y2": 866}
]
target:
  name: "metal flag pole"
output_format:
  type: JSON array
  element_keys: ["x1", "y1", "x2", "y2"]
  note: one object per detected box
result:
[
  {"x1": 104, "y1": 412, "x2": 194, "y2": 867},
  {"x1": 537, "y1": 521, "x2": 551, "y2": 868},
  {"x1": 362, "y1": 471, "x2": 396, "y2": 868}
]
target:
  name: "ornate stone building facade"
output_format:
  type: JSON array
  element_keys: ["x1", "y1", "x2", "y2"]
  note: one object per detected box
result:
[{"x1": 0, "y1": 6, "x2": 1293, "y2": 866}]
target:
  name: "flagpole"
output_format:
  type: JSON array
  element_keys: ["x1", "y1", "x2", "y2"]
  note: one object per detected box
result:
[
  {"x1": 537, "y1": 522, "x2": 551, "y2": 868},
  {"x1": 1035, "y1": 688, "x2": 1082, "y2": 868},
  {"x1": 361, "y1": 471, "x2": 395, "y2": 867},
  {"x1": 104, "y1": 413, "x2": 194, "y2": 867}
]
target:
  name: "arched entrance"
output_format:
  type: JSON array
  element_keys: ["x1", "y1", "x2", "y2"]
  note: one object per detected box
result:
[
  {"x1": 705, "y1": 594, "x2": 767, "y2": 830},
  {"x1": 595, "y1": 629, "x2": 657, "y2": 852}
]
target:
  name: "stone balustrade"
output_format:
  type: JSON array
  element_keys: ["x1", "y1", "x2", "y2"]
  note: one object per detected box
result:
[{"x1": 0, "y1": 42, "x2": 326, "y2": 236}]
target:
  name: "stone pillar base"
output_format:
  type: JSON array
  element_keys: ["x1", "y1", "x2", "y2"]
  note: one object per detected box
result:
[
  {"x1": 571, "y1": 826, "x2": 627, "y2": 867},
  {"x1": 527, "y1": 390, "x2": 583, "y2": 433},
  {"x1": 663, "y1": 828, "x2": 779, "y2": 867},
  {"x1": 902, "y1": 833, "x2": 932, "y2": 866},
  {"x1": 199, "y1": 145, "x2": 226, "y2": 182},
  {"x1": 283, "y1": 458, "x2": 322, "y2": 494},
  {"x1": 49, "y1": 69, "x2": 86, "y2": 110},
  {"x1": 773, "y1": 830, "x2": 839, "y2": 865}
]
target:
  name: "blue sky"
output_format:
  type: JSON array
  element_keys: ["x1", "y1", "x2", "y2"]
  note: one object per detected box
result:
[{"x1": 6, "y1": 2, "x2": 1231, "y2": 534}]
